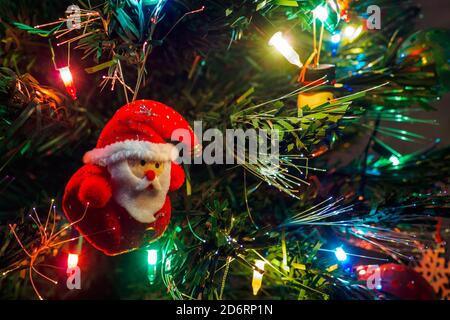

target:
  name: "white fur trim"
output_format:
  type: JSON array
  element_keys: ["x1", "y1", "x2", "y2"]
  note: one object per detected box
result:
[{"x1": 83, "y1": 140, "x2": 178, "y2": 166}]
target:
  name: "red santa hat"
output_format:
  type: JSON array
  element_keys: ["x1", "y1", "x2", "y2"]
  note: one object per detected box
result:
[{"x1": 83, "y1": 100, "x2": 199, "y2": 166}]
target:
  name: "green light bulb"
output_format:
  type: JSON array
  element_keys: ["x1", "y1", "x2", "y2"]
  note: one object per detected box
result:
[{"x1": 147, "y1": 249, "x2": 158, "y2": 265}]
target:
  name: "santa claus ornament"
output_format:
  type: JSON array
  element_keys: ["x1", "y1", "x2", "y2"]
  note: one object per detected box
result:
[{"x1": 63, "y1": 100, "x2": 199, "y2": 255}]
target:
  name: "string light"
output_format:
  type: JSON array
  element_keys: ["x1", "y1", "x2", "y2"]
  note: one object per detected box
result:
[
  {"x1": 67, "y1": 253, "x2": 79, "y2": 268},
  {"x1": 147, "y1": 249, "x2": 158, "y2": 265},
  {"x1": 319, "y1": 247, "x2": 390, "y2": 262},
  {"x1": 252, "y1": 259, "x2": 265, "y2": 295},
  {"x1": 331, "y1": 33, "x2": 341, "y2": 44},
  {"x1": 147, "y1": 249, "x2": 158, "y2": 284},
  {"x1": 334, "y1": 247, "x2": 348, "y2": 262},
  {"x1": 58, "y1": 66, "x2": 77, "y2": 100},
  {"x1": 313, "y1": 5, "x2": 329, "y2": 22},
  {"x1": 7, "y1": 201, "x2": 93, "y2": 300},
  {"x1": 268, "y1": 32, "x2": 303, "y2": 68}
]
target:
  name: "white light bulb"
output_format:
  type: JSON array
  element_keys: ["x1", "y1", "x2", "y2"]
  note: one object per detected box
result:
[
  {"x1": 313, "y1": 5, "x2": 329, "y2": 22},
  {"x1": 335, "y1": 247, "x2": 348, "y2": 262},
  {"x1": 147, "y1": 249, "x2": 158, "y2": 265},
  {"x1": 269, "y1": 32, "x2": 303, "y2": 68},
  {"x1": 67, "y1": 253, "x2": 79, "y2": 268},
  {"x1": 331, "y1": 33, "x2": 341, "y2": 44}
]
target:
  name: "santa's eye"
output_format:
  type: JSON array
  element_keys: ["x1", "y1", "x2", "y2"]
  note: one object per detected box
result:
[
  {"x1": 140, "y1": 160, "x2": 146, "y2": 166},
  {"x1": 155, "y1": 162, "x2": 160, "y2": 168}
]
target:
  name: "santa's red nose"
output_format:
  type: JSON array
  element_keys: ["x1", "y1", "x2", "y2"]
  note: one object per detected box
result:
[{"x1": 145, "y1": 170, "x2": 156, "y2": 181}]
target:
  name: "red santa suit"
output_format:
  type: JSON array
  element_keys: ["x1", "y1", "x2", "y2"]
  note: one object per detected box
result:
[{"x1": 62, "y1": 100, "x2": 198, "y2": 255}]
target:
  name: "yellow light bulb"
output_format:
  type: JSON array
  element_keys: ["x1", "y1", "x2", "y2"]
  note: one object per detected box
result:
[
  {"x1": 269, "y1": 32, "x2": 303, "y2": 68},
  {"x1": 252, "y1": 259, "x2": 265, "y2": 295}
]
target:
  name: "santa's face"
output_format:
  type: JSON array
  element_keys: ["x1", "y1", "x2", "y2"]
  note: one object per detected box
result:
[
  {"x1": 127, "y1": 159, "x2": 166, "y2": 181},
  {"x1": 107, "y1": 158, "x2": 171, "y2": 223}
]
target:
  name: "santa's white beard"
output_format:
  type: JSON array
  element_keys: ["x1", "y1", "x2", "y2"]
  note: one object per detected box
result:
[{"x1": 107, "y1": 161, "x2": 171, "y2": 223}]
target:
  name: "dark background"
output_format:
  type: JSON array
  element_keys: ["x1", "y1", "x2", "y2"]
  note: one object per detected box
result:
[{"x1": 412, "y1": 0, "x2": 450, "y2": 148}]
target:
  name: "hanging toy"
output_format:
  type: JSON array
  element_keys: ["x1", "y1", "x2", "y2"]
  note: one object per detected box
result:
[
  {"x1": 297, "y1": 64, "x2": 336, "y2": 110},
  {"x1": 297, "y1": 5, "x2": 336, "y2": 110},
  {"x1": 63, "y1": 100, "x2": 199, "y2": 255}
]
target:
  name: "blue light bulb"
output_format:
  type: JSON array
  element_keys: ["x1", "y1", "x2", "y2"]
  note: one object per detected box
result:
[{"x1": 335, "y1": 247, "x2": 348, "y2": 262}]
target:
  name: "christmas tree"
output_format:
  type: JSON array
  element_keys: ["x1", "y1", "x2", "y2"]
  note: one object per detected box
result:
[{"x1": 1, "y1": 0, "x2": 449, "y2": 300}]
